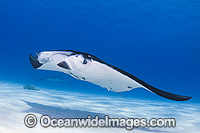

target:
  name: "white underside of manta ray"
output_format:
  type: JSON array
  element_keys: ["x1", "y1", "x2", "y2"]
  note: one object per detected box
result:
[{"x1": 29, "y1": 50, "x2": 191, "y2": 101}]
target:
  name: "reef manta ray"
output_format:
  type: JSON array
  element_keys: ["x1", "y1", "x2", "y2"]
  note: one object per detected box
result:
[{"x1": 29, "y1": 50, "x2": 191, "y2": 101}]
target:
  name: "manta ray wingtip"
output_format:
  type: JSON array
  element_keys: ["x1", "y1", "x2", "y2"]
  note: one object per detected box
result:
[{"x1": 181, "y1": 96, "x2": 192, "y2": 101}]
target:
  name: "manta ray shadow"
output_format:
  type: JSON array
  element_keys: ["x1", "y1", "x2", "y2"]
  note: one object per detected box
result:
[
  {"x1": 23, "y1": 100, "x2": 105, "y2": 118},
  {"x1": 22, "y1": 101, "x2": 166, "y2": 132}
]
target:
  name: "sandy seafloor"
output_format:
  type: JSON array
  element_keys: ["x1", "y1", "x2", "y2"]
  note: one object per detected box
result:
[{"x1": 0, "y1": 81, "x2": 199, "y2": 133}]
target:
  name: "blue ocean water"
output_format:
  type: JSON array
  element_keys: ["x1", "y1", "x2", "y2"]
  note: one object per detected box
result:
[
  {"x1": 0, "y1": 0, "x2": 199, "y2": 102},
  {"x1": 0, "y1": 0, "x2": 199, "y2": 132}
]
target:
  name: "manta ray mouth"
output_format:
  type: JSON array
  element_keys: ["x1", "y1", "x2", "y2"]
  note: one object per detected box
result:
[{"x1": 29, "y1": 54, "x2": 43, "y2": 69}]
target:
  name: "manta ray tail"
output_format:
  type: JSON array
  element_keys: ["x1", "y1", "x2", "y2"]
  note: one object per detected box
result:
[
  {"x1": 116, "y1": 92, "x2": 127, "y2": 100},
  {"x1": 110, "y1": 87, "x2": 127, "y2": 100}
]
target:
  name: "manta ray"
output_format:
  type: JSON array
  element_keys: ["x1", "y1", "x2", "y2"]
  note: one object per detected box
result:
[{"x1": 29, "y1": 50, "x2": 191, "y2": 101}]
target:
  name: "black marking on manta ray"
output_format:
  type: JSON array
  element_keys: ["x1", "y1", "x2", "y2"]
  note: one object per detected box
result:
[
  {"x1": 69, "y1": 71, "x2": 79, "y2": 79},
  {"x1": 57, "y1": 61, "x2": 71, "y2": 70},
  {"x1": 83, "y1": 59, "x2": 87, "y2": 64},
  {"x1": 82, "y1": 77, "x2": 86, "y2": 80},
  {"x1": 127, "y1": 86, "x2": 132, "y2": 89}
]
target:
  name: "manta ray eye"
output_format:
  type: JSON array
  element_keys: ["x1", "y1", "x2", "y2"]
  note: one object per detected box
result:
[
  {"x1": 57, "y1": 61, "x2": 71, "y2": 70},
  {"x1": 83, "y1": 59, "x2": 87, "y2": 64}
]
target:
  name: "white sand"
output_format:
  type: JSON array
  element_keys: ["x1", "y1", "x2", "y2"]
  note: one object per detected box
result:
[{"x1": 0, "y1": 81, "x2": 199, "y2": 133}]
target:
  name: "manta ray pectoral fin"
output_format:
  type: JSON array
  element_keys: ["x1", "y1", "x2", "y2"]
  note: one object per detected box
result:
[
  {"x1": 145, "y1": 86, "x2": 192, "y2": 101},
  {"x1": 132, "y1": 77, "x2": 192, "y2": 101},
  {"x1": 131, "y1": 77, "x2": 192, "y2": 101},
  {"x1": 108, "y1": 65, "x2": 192, "y2": 101}
]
